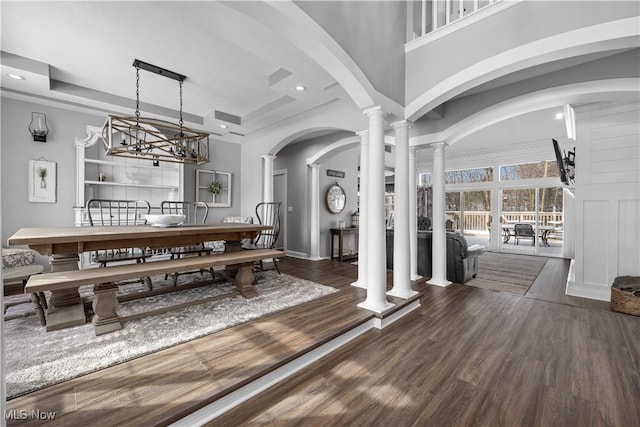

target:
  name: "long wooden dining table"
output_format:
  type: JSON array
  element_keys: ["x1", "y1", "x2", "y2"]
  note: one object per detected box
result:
[{"x1": 7, "y1": 223, "x2": 271, "y2": 331}]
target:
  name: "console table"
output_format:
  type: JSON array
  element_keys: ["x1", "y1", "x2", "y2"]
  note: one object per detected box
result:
[{"x1": 330, "y1": 227, "x2": 359, "y2": 262}]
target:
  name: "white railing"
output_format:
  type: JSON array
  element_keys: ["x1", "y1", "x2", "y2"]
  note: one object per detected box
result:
[
  {"x1": 411, "y1": 0, "x2": 501, "y2": 40},
  {"x1": 446, "y1": 211, "x2": 564, "y2": 232}
]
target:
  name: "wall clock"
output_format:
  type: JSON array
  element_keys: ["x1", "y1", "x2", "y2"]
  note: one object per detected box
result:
[{"x1": 325, "y1": 181, "x2": 346, "y2": 214}]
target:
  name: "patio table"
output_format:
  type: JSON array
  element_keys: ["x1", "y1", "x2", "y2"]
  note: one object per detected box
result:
[{"x1": 501, "y1": 224, "x2": 557, "y2": 246}]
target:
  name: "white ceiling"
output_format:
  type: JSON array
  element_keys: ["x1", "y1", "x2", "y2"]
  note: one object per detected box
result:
[
  {"x1": 0, "y1": 1, "x2": 350, "y2": 142},
  {"x1": 1, "y1": 1, "x2": 636, "y2": 155}
]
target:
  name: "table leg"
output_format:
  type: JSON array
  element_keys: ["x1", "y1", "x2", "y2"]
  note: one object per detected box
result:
[
  {"x1": 92, "y1": 282, "x2": 122, "y2": 335},
  {"x1": 45, "y1": 253, "x2": 86, "y2": 331},
  {"x1": 502, "y1": 228, "x2": 510, "y2": 244},
  {"x1": 338, "y1": 232, "x2": 344, "y2": 262},
  {"x1": 331, "y1": 233, "x2": 336, "y2": 261}
]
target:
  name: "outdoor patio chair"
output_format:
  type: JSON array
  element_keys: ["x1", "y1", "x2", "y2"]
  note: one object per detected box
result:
[
  {"x1": 514, "y1": 223, "x2": 535, "y2": 246},
  {"x1": 86, "y1": 199, "x2": 153, "y2": 289}
]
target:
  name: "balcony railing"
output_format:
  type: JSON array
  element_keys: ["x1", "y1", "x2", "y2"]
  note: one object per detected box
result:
[{"x1": 409, "y1": 0, "x2": 502, "y2": 41}]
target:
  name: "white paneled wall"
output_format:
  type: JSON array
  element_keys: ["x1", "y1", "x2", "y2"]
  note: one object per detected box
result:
[{"x1": 567, "y1": 102, "x2": 640, "y2": 301}]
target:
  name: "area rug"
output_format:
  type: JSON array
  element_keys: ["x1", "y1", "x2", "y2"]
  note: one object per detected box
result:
[
  {"x1": 464, "y1": 252, "x2": 548, "y2": 296},
  {"x1": 3, "y1": 270, "x2": 339, "y2": 399}
]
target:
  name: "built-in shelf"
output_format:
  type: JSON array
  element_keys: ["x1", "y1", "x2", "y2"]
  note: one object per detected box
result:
[
  {"x1": 74, "y1": 125, "x2": 184, "y2": 227},
  {"x1": 85, "y1": 180, "x2": 179, "y2": 190}
]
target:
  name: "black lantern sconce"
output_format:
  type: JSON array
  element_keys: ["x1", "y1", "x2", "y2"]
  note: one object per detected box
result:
[{"x1": 28, "y1": 112, "x2": 49, "y2": 142}]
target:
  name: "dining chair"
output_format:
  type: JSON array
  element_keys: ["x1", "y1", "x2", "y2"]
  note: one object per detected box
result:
[
  {"x1": 160, "y1": 201, "x2": 213, "y2": 285},
  {"x1": 86, "y1": 199, "x2": 153, "y2": 289},
  {"x1": 514, "y1": 223, "x2": 535, "y2": 246},
  {"x1": 242, "y1": 202, "x2": 282, "y2": 273}
]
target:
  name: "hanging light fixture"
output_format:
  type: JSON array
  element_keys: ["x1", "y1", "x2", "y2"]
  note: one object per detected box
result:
[{"x1": 101, "y1": 59, "x2": 209, "y2": 165}]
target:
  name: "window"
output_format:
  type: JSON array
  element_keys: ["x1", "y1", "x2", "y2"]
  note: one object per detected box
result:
[
  {"x1": 500, "y1": 161, "x2": 559, "y2": 181},
  {"x1": 419, "y1": 173, "x2": 431, "y2": 187},
  {"x1": 445, "y1": 167, "x2": 493, "y2": 184}
]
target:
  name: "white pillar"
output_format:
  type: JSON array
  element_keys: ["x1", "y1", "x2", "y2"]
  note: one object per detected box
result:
[
  {"x1": 428, "y1": 142, "x2": 451, "y2": 287},
  {"x1": 409, "y1": 147, "x2": 422, "y2": 280},
  {"x1": 358, "y1": 106, "x2": 394, "y2": 314},
  {"x1": 262, "y1": 154, "x2": 276, "y2": 202},
  {"x1": 309, "y1": 163, "x2": 321, "y2": 260},
  {"x1": 388, "y1": 121, "x2": 417, "y2": 299},
  {"x1": 352, "y1": 131, "x2": 369, "y2": 289}
]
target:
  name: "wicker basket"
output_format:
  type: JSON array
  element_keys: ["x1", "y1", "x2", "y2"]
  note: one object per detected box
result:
[{"x1": 610, "y1": 276, "x2": 640, "y2": 316}]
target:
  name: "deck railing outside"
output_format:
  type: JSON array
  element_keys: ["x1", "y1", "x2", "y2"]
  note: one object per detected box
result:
[{"x1": 446, "y1": 211, "x2": 564, "y2": 232}]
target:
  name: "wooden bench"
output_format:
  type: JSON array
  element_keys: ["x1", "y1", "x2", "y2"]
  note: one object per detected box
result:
[
  {"x1": 3, "y1": 265, "x2": 47, "y2": 325},
  {"x1": 25, "y1": 249, "x2": 284, "y2": 335}
]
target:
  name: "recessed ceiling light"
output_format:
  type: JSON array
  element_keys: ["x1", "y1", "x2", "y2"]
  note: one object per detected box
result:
[
  {"x1": 555, "y1": 112, "x2": 564, "y2": 120},
  {"x1": 8, "y1": 73, "x2": 25, "y2": 80},
  {"x1": 220, "y1": 124, "x2": 228, "y2": 129},
  {"x1": 295, "y1": 85, "x2": 306, "y2": 91}
]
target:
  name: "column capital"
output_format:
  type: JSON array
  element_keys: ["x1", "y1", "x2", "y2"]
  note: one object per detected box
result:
[
  {"x1": 309, "y1": 163, "x2": 321, "y2": 170},
  {"x1": 262, "y1": 154, "x2": 277, "y2": 161},
  {"x1": 390, "y1": 120, "x2": 412, "y2": 130},
  {"x1": 430, "y1": 141, "x2": 447, "y2": 149},
  {"x1": 355, "y1": 129, "x2": 369, "y2": 137},
  {"x1": 362, "y1": 105, "x2": 384, "y2": 117}
]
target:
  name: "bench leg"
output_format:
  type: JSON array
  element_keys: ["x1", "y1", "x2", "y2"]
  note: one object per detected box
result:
[
  {"x1": 45, "y1": 253, "x2": 86, "y2": 331},
  {"x1": 31, "y1": 293, "x2": 46, "y2": 326},
  {"x1": 234, "y1": 264, "x2": 258, "y2": 298},
  {"x1": 92, "y1": 282, "x2": 122, "y2": 335}
]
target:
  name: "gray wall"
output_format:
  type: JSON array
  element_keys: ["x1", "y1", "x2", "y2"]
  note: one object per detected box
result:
[
  {"x1": 1, "y1": 98, "x2": 104, "y2": 266},
  {"x1": 183, "y1": 140, "x2": 243, "y2": 223},
  {"x1": 274, "y1": 131, "x2": 359, "y2": 258}
]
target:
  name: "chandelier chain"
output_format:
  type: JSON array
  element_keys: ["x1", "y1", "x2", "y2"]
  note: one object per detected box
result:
[
  {"x1": 178, "y1": 80, "x2": 184, "y2": 129},
  {"x1": 135, "y1": 65, "x2": 141, "y2": 122}
]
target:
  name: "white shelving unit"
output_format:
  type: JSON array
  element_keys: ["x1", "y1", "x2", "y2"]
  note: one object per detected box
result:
[
  {"x1": 74, "y1": 125, "x2": 184, "y2": 226},
  {"x1": 196, "y1": 169, "x2": 232, "y2": 207}
]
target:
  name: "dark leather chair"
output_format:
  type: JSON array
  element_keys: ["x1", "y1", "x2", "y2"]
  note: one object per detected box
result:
[{"x1": 386, "y1": 230, "x2": 484, "y2": 284}]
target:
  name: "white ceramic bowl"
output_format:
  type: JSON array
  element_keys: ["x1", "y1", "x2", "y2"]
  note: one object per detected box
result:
[{"x1": 145, "y1": 214, "x2": 186, "y2": 227}]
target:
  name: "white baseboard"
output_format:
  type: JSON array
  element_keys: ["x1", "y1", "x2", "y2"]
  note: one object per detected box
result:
[
  {"x1": 285, "y1": 250, "x2": 308, "y2": 259},
  {"x1": 565, "y1": 260, "x2": 611, "y2": 301}
]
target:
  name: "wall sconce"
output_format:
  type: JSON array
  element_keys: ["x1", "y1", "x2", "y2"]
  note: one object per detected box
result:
[{"x1": 28, "y1": 112, "x2": 49, "y2": 142}]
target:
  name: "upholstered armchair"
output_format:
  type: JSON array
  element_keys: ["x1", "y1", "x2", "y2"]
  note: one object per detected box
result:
[{"x1": 386, "y1": 230, "x2": 484, "y2": 284}]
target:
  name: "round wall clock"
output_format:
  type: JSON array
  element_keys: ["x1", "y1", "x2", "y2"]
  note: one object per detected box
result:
[{"x1": 325, "y1": 181, "x2": 346, "y2": 214}]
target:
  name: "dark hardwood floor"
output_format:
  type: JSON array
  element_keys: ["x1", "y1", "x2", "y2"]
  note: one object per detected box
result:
[
  {"x1": 215, "y1": 256, "x2": 640, "y2": 426},
  {"x1": 5, "y1": 255, "x2": 639, "y2": 426}
]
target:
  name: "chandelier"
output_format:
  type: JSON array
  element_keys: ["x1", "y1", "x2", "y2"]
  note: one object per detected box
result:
[{"x1": 102, "y1": 59, "x2": 210, "y2": 165}]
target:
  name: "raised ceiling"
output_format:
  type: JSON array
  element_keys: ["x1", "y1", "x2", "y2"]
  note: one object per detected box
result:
[{"x1": 0, "y1": 1, "x2": 353, "y2": 143}]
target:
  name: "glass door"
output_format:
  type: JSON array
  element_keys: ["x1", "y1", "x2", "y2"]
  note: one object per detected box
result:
[{"x1": 500, "y1": 187, "x2": 564, "y2": 256}]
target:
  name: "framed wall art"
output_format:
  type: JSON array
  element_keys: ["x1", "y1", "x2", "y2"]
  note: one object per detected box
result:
[{"x1": 28, "y1": 158, "x2": 57, "y2": 203}]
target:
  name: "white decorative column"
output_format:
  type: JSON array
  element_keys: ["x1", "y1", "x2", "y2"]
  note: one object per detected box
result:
[
  {"x1": 309, "y1": 163, "x2": 321, "y2": 260},
  {"x1": 262, "y1": 154, "x2": 276, "y2": 202},
  {"x1": 428, "y1": 142, "x2": 451, "y2": 287},
  {"x1": 358, "y1": 106, "x2": 394, "y2": 313},
  {"x1": 409, "y1": 147, "x2": 422, "y2": 280},
  {"x1": 352, "y1": 131, "x2": 369, "y2": 289},
  {"x1": 388, "y1": 121, "x2": 417, "y2": 299}
]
